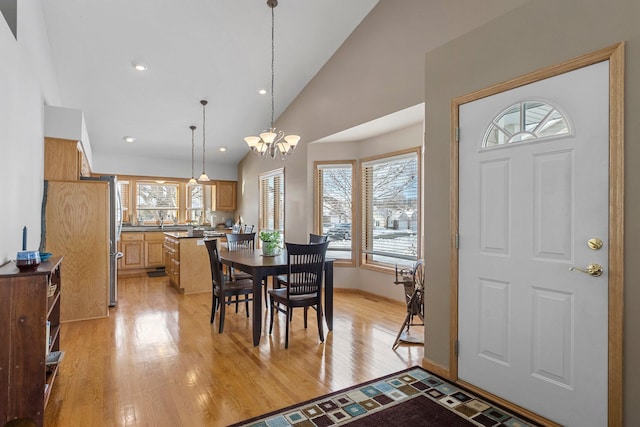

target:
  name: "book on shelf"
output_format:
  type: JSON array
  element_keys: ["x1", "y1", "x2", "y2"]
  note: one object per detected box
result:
[{"x1": 46, "y1": 350, "x2": 64, "y2": 366}]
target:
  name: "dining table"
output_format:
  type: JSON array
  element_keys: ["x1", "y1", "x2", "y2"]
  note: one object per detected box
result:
[{"x1": 218, "y1": 247, "x2": 335, "y2": 346}]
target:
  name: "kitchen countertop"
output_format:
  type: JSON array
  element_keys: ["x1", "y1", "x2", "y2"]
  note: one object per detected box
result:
[
  {"x1": 121, "y1": 225, "x2": 232, "y2": 233},
  {"x1": 163, "y1": 231, "x2": 227, "y2": 239}
]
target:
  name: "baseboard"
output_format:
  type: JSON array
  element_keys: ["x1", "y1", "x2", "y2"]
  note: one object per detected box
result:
[{"x1": 421, "y1": 357, "x2": 450, "y2": 379}]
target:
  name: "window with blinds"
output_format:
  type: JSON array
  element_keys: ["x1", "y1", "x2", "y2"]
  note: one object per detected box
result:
[
  {"x1": 118, "y1": 180, "x2": 130, "y2": 223},
  {"x1": 258, "y1": 169, "x2": 284, "y2": 243},
  {"x1": 186, "y1": 184, "x2": 204, "y2": 223},
  {"x1": 361, "y1": 148, "x2": 420, "y2": 269},
  {"x1": 315, "y1": 162, "x2": 355, "y2": 263},
  {"x1": 136, "y1": 182, "x2": 179, "y2": 225}
]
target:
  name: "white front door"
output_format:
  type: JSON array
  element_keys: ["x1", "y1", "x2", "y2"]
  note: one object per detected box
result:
[{"x1": 458, "y1": 61, "x2": 609, "y2": 426}]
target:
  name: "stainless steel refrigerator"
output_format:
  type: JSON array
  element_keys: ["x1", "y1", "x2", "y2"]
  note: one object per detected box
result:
[{"x1": 80, "y1": 175, "x2": 123, "y2": 306}]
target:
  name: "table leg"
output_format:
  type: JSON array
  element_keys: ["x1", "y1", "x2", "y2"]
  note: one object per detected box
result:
[
  {"x1": 252, "y1": 270, "x2": 262, "y2": 346},
  {"x1": 325, "y1": 261, "x2": 333, "y2": 331}
]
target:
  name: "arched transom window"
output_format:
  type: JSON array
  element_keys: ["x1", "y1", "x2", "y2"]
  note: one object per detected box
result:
[{"x1": 483, "y1": 101, "x2": 571, "y2": 148}]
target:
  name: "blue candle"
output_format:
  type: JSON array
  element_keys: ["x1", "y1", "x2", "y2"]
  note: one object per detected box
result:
[{"x1": 22, "y1": 226, "x2": 27, "y2": 251}]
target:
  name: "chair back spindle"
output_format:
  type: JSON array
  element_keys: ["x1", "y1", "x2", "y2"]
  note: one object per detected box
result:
[
  {"x1": 285, "y1": 242, "x2": 329, "y2": 297},
  {"x1": 225, "y1": 233, "x2": 256, "y2": 250}
]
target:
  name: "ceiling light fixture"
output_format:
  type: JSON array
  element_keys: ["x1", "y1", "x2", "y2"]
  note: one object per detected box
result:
[
  {"x1": 188, "y1": 125, "x2": 197, "y2": 185},
  {"x1": 123, "y1": 136, "x2": 135, "y2": 143},
  {"x1": 198, "y1": 100, "x2": 210, "y2": 182},
  {"x1": 133, "y1": 62, "x2": 148, "y2": 71},
  {"x1": 244, "y1": 0, "x2": 300, "y2": 160},
  {"x1": 219, "y1": 147, "x2": 227, "y2": 152}
]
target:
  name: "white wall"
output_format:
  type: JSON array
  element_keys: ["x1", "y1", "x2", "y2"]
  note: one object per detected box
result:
[
  {"x1": 94, "y1": 152, "x2": 238, "y2": 181},
  {"x1": 0, "y1": 0, "x2": 60, "y2": 263}
]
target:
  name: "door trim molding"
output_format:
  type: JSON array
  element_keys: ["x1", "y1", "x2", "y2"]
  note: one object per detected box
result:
[{"x1": 449, "y1": 42, "x2": 625, "y2": 425}]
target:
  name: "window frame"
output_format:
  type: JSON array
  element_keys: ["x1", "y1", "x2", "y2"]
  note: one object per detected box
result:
[
  {"x1": 185, "y1": 183, "x2": 205, "y2": 224},
  {"x1": 258, "y1": 168, "x2": 285, "y2": 246},
  {"x1": 314, "y1": 160, "x2": 356, "y2": 266},
  {"x1": 360, "y1": 147, "x2": 421, "y2": 272},
  {"x1": 135, "y1": 181, "x2": 180, "y2": 225}
]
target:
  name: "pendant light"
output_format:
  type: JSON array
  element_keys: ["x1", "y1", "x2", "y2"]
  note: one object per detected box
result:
[
  {"x1": 198, "y1": 100, "x2": 210, "y2": 181},
  {"x1": 188, "y1": 125, "x2": 197, "y2": 185},
  {"x1": 244, "y1": 0, "x2": 300, "y2": 160}
]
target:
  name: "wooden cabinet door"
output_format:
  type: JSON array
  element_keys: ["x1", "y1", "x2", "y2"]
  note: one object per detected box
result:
[
  {"x1": 145, "y1": 240, "x2": 165, "y2": 267},
  {"x1": 121, "y1": 240, "x2": 144, "y2": 269},
  {"x1": 215, "y1": 181, "x2": 236, "y2": 211},
  {"x1": 44, "y1": 137, "x2": 84, "y2": 181}
]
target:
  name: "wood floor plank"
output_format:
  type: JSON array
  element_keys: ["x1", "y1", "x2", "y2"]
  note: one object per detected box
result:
[{"x1": 44, "y1": 275, "x2": 423, "y2": 426}]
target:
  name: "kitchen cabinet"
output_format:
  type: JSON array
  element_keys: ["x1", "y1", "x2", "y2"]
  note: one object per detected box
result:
[
  {"x1": 213, "y1": 180, "x2": 237, "y2": 211},
  {"x1": 144, "y1": 232, "x2": 165, "y2": 267},
  {"x1": 163, "y1": 233, "x2": 211, "y2": 294},
  {"x1": 0, "y1": 257, "x2": 63, "y2": 426},
  {"x1": 119, "y1": 232, "x2": 166, "y2": 274},
  {"x1": 44, "y1": 137, "x2": 90, "y2": 181},
  {"x1": 120, "y1": 232, "x2": 144, "y2": 270},
  {"x1": 45, "y1": 181, "x2": 109, "y2": 322}
]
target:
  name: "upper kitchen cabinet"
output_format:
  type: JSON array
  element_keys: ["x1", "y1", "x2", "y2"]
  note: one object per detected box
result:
[
  {"x1": 44, "y1": 105, "x2": 93, "y2": 181},
  {"x1": 213, "y1": 180, "x2": 237, "y2": 211},
  {"x1": 44, "y1": 138, "x2": 90, "y2": 180}
]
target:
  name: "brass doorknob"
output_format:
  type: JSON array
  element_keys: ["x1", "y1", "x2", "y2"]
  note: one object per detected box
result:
[{"x1": 569, "y1": 264, "x2": 603, "y2": 277}]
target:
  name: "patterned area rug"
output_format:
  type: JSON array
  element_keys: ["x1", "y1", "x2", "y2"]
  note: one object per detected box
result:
[{"x1": 230, "y1": 366, "x2": 541, "y2": 427}]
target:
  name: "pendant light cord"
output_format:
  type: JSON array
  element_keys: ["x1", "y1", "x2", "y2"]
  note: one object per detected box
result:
[
  {"x1": 201, "y1": 100, "x2": 207, "y2": 173},
  {"x1": 190, "y1": 125, "x2": 196, "y2": 179},
  {"x1": 270, "y1": 4, "x2": 275, "y2": 129}
]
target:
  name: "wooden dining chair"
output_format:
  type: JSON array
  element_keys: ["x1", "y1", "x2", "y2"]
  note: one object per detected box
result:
[
  {"x1": 268, "y1": 241, "x2": 329, "y2": 348},
  {"x1": 309, "y1": 233, "x2": 328, "y2": 243},
  {"x1": 275, "y1": 234, "x2": 328, "y2": 291},
  {"x1": 243, "y1": 224, "x2": 255, "y2": 233},
  {"x1": 204, "y1": 239, "x2": 254, "y2": 333},
  {"x1": 224, "y1": 232, "x2": 267, "y2": 308}
]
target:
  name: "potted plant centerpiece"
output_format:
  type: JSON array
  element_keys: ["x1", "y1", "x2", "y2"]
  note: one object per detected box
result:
[{"x1": 259, "y1": 230, "x2": 282, "y2": 256}]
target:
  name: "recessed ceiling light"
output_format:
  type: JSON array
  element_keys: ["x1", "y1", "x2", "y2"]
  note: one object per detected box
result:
[
  {"x1": 132, "y1": 62, "x2": 148, "y2": 71},
  {"x1": 219, "y1": 147, "x2": 227, "y2": 152},
  {"x1": 258, "y1": 89, "x2": 267, "y2": 95},
  {"x1": 123, "y1": 136, "x2": 135, "y2": 143}
]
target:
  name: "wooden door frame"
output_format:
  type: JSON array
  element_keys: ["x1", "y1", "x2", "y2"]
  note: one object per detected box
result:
[{"x1": 449, "y1": 43, "x2": 624, "y2": 426}]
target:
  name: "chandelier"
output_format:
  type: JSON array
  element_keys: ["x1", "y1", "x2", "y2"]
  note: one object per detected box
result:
[{"x1": 244, "y1": 0, "x2": 300, "y2": 159}]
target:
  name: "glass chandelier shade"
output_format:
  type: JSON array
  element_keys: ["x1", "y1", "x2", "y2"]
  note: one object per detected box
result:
[
  {"x1": 198, "y1": 100, "x2": 210, "y2": 181},
  {"x1": 244, "y1": 0, "x2": 300, "y2": 160}
]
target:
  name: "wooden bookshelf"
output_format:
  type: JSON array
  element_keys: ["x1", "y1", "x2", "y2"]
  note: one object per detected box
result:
[{"x1": 0, "y1": 257, "x2": 63, "y2": 426}]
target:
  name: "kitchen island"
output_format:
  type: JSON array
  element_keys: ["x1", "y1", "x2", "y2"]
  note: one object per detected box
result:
[{"x1": 163, "y1": 231, "x2": 225, "y2": 294}]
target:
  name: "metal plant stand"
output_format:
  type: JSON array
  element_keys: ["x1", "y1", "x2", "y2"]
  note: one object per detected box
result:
[{"x1": 392, "y1": 260, "x2": 425, "y2": 350}]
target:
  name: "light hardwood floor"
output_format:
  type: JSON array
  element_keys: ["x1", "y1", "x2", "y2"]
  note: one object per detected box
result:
[{"x1": 44, "y1": 275, "x2": 423, "y2": 426}]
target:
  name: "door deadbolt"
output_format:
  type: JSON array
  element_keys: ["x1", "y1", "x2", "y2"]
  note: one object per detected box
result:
[{"x1": 587, "y1": 238, "x2": 604, "y2": 250}]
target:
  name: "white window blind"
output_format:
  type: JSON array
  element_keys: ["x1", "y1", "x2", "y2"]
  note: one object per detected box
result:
[
  {"x1": 361, "y1": 150, "x2": 420, "y2": 268},
  {"x1": 186, "y1": 184, "x2": 204, "y2": 223},
  {"x1": 136, "y1": 182, "x2": 179, "y2": 225},
  {"x1": 258, "y1": 169, "x2": 284, "y2": 240},
  {"x1": 316, "y1": 162, "x2": 354, "y2": 262},
  {"x1": 118, "y1": 180, "x2": 130, "y2": 223}
]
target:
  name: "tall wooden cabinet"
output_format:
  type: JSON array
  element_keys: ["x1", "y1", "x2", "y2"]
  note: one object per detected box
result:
[
  {"x1": 45, "y1": 181, "x2": 109, "y2": 321},
  {"x1": 0, "y1": 257, "x2": 63, "y2": 426}
]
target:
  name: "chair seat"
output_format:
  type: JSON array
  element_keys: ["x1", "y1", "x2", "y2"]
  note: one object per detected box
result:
[
  {"x1": 268, "y1": 287, "x2": 317, "y2": 303},
  {"x1": 223, "y1": 278, "x2": 253, "y2": 293}
]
